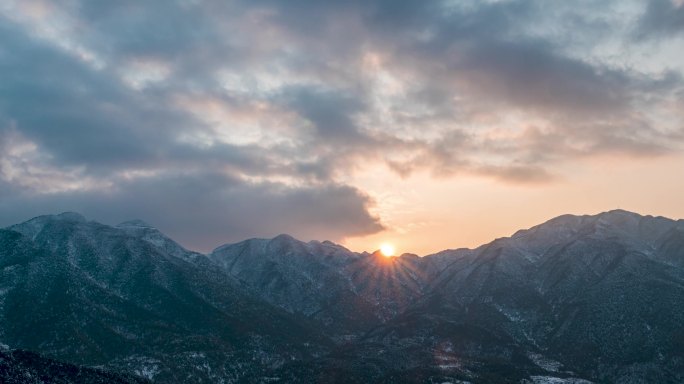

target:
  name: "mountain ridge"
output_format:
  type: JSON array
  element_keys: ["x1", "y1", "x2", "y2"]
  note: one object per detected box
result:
[
  {"x1": 1, "y1": 209, "x2": 683, "y2": 383},
  {"x1": 0, "y1": 214, "x2": 334, "y2": 383},
  {"x1": 12, "y1": 208, "x2": 680, "y2": 258}
]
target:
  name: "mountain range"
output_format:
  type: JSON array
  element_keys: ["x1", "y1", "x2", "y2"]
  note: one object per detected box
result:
[{"x1": 1, "y1": 210, "x2": 683, "y2": 383}]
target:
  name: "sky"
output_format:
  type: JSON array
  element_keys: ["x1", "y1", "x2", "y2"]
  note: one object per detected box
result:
[{"x1": 1, "y1": 0, "x2": 683, "y2": 255}]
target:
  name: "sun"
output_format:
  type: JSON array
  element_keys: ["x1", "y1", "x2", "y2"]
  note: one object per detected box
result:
[{"x1": 379, "y1": 243, "x2": 395, "y2": 257}]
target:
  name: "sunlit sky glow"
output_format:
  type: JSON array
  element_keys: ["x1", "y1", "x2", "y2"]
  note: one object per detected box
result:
[{"x1": 1, "y1": 0, "x2": 683, "y2": 255}]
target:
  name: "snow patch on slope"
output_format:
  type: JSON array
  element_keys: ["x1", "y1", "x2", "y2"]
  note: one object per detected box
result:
[
  {"x1": 527, "y1": 352, "x2": 563, "y2": 372},
  {"x1": 528, "y1": 376, "x2": 594, "y2": 384}
]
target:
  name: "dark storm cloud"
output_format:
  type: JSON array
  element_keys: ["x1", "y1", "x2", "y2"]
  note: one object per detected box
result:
[{"x1": 1, "y1": 0, "x2": 683, "y2": 244}]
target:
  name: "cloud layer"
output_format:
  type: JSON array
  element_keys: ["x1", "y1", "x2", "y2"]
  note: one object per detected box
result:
[{"x1": 1, "y1": 0, "x2": 683, "y2": 250}]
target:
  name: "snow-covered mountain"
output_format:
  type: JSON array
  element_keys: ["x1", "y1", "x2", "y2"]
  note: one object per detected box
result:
[
  {"x1": 209, "y1": 235, "x2": 440, "y2": 336},
  {"x1": 1, "y1": 210, "x2": 683, "y2": 383},
  {"x1": 316, "y1": 210, "x2": 684, "y2": 383},
  {"x1": 424, "y1": 210, "x2": 684, "y2": 382},
  {"x1": 0, "y1": 213, "x2": 331, "y2": 383}
]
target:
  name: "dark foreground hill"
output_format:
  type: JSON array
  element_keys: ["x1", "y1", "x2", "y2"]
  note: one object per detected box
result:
[
  {"x1": 0, "y1": 348, "x2": 149, "y2": 384},
  {"x1": 1, "y1": 210, "x2": 683, "y2": 383}
]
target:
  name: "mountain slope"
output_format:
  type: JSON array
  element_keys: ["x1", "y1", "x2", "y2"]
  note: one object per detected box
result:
[
  {"x1": 354, "y1": 210, "x2": 684, "y2": 383},
  {"x1": 0, "y1": 213, "x2": 331, "y2": 383},
  {"x1": 209, "y1": 235, "x2": 441, "y2": 337},
  {"x1": 1, "y1": 210, "x2": 683, "y2": 383}
]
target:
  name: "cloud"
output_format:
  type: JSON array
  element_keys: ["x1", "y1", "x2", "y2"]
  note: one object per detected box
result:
[
  {"x1": 0, "y1": 18, "x2": 199, "y2": 173},
  {"x1": 0, "y1": 172, "x2": 383, "y2": 252},
  {"x1": 1, "y1": 0, "x2": 683, "y2": 243},
  {"x1": 386, "y1": 2, "x2": 680, "y2": 151},
  {"x1": 280, "y1": 86, "x2": 368, "y2": 144},
  {"x1": 636, "y1": 0, "x2": 684, "y2": 39}
]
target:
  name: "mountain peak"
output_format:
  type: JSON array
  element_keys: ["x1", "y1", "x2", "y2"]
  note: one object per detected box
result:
[
  {"x1": 271, "y1": 233, "x2": 297, "y2": 243},
  {"x1": 7, "y1": 212, "x2": 88, "y2": 240},
  {"x1": 543, "y1": 209, "x2": 644, "y2": 227},
  {"x1": 603, "y1": 208, "x2": 640, "y2": 215},
  {"x1": 506, "y1": 209, "x2": 681, "y2": 251},
  {"x1": 597, "y1": 209, "x2": 644, "y2": 220}
]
